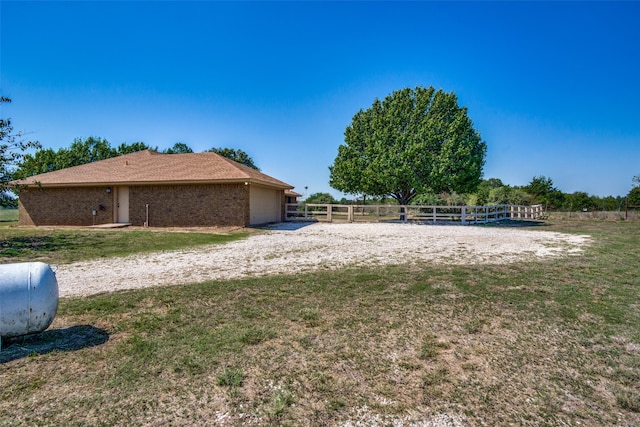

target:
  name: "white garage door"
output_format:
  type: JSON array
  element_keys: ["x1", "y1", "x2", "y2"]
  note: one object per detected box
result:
[{"x1": 249, "y1": 186, "x2": 281, "y2": 225}]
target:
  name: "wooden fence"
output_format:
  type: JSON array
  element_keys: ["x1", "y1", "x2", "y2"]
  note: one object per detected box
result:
[
  {"x1": 626, "y1": 198, "x2": 640, "y2": 221},
  {"x1": 285, "y1": 204, "x2": 546, "y2": 224}
]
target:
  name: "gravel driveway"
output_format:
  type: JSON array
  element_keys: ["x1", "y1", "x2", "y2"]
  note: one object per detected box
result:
[{"x1": 56, "y1": 222, "x2": 591, "y2": 297}]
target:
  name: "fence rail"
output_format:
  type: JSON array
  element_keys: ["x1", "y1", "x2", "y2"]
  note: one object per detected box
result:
[{"x1": 285, "y1": 204, "x2": 545, "y2": 224}]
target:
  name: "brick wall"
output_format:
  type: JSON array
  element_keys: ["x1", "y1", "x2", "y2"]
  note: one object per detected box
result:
[
  {"x1": 19, "y1": 183, "x2": 251, "y2": 227},
  {"x1": 129, "y1": 183, "x2": 249, "y2": 227},
  {"x1": 18, "y1": 187, "x2": 115, "y2": 226}
]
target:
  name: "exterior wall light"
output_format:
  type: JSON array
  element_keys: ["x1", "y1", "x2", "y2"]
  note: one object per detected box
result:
[{"x1": 106, "y1": 187, "x2": 111, "y2": 193}]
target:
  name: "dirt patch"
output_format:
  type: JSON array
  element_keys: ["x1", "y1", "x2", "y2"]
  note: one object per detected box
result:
[{"x1": 55, "y1": 222, "x2": 591, "y2": 297}]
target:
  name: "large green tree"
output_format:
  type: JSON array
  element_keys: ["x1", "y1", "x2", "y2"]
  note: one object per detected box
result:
[
  {"x1": 56, "y1": 136, "x2": 116, "y2": 168},
  {"x1": 208, "y1": 147, "x2": 260, "y2": 170},
  {"x1": 1, "y1": 97, "x2": 41, "y2": 205},
  {"x1": 329, "y1": 86, "x2": 486, "y2": 205},
  {"x1": 524, "y1": 175, "x2": 565, "y2": 209},
  {"x1": 14, "y1": 138, "x2": 154, "y2": 179}
]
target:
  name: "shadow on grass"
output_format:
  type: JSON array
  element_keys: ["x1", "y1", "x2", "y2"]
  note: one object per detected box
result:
[
  {"x1": 255, "y1": 220, "x2": 319, "y2": 231},
  {"x1": 377, "y1": 219, "x2": 549, "y2": 228},
  {"x1": 477, "y1": 220, "x2": 549, "y2": 228},
  {"x1": 0, "y1": 325, "x2": 109, "y2": 363},
  {"x1": 0, "y1": 234, "x2": 82, "y2": 259}
]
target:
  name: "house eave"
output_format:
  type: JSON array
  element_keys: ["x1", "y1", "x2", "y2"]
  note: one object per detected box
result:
[{"x1": 15, "y1": 178, "x2": 293, "y2": 191}]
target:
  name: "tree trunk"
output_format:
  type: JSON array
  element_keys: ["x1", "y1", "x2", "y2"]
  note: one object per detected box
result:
[{"x1": 391, "y1": 190, "x2": 416, "y2": 220}]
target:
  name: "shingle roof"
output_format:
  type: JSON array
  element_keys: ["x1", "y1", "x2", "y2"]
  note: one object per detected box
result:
[{"x1": 14, "y1": 150, "x2": 293, "y2": 189}]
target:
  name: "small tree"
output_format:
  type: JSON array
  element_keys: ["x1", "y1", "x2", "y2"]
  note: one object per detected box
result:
[
  {"x1": 566, "y1": 192, "x2": 596, "y2": 212},
  {"x1": 628, "y1": 174, "x2": 640, "y2": 206},
  {"x1": 628, "y1": 187, "x2": 640, "y2": 206},
  {"x1": 475, "y1": 178, "x2": 505, "y2": 205},
  {"x1": 1, "y1": 97, "x2": 41, "y2": 204},
  {"x1": 524, "y1": 175, "x2": 565, "y2": 208},
  {"x1": 330, "y1": 86, "x2": 486, "y2": 205},
  {"x1": 487, "y1": 186, "x2": 532, "y2": 205}
]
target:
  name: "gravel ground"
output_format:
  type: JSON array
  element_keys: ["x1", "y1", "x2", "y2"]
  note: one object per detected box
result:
[{"x1": 56, "y1": 222, "x2": 591, "y2": 298}]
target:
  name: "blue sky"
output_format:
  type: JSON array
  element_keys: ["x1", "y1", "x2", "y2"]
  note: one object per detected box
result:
[{"x1": 2, "y1": 1, "x2": 639, "y2": 198}]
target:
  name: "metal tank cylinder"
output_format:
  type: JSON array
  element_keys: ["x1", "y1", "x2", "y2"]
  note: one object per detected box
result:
[{"x1": 0, "y1": 262, "x2": 59, "y2": 342}]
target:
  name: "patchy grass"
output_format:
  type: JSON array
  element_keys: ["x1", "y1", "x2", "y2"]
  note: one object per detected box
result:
[
  {"x1": 0, "y1": 220, "x2": 639, "y2": 426},
  {"x1": 0, "y1": 228, "x2": 249, "y2": 264}
]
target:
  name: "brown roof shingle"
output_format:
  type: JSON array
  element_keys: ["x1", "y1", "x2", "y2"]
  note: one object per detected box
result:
[{"x1": 14, "y1": 150, "x2": 293, "y2": 189}]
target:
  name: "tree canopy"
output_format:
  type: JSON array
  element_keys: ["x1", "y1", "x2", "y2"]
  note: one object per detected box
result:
[
  {"x1": 163, "y1": 142, "x2": 193, "y2": 154},
  {"x1": 329, "y1": 86, "x2": 486, "y2": 205},
  {"x1": 14, "y1": 137, "x2": 155, "y2": 179},
  {"x1": 208, "y1": 147, "x2": 260, "y2": 170},
  {"x1": 304, "y1": 192, "x2": 338, "y2": 204},
  {"x1": 628, "y1": 174, "x2": 640, "y2": 206},
  {"x1": 1, "y1": 97, "x2": 41, "y2": 205},
  {"x1": 524, "y1": 175, "x2": 565, "y2": 209}
]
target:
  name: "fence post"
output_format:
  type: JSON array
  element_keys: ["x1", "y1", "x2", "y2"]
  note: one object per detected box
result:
[
  {"x1": 304, "y1": 204, "x2": 308, "y2": 219},
  {"x1": 348, "y1": 205, "x2": 354, "y2": 222},
  {"x1": 327, "y1": 204, "x2": 332, "y2": 222},
  {"x1": 626, "y1": 197, "x2": 628, "y2": 221},
  {"x1": 461, "y1": 206, "x2": 466, "y2": 225}
]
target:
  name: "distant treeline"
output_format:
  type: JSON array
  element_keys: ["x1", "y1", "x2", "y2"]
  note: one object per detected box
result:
[{"x1": 305, "y1": 175, "x2": 640, "y2": 212}]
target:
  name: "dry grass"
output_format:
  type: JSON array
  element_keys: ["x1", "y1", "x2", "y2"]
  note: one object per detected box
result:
[
  {"x1": 549, "y1": 210, "x2": 640, "y2": 221},
  {"x1": 1, "y1": 220, "x2": 639, "y2": 426}
]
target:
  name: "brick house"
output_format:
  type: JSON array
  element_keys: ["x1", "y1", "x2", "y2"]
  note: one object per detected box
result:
[{"x1": 14, "y1": 150, "x2": 294, "y2": 227}]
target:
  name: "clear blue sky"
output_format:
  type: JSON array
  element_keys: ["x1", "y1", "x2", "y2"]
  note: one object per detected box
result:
[{"x1": 2, "y1": 1, "x2": 639, "y2": 198}]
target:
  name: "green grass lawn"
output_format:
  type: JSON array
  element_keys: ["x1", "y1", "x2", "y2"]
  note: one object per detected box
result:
[
  {"x1": 1, "y1": 220, "x2": 639, "y2": 426},
  {"x1": 0, "y1": 227, "x2": 250, "y2": 264},
  {"x1": 0, "y1": 208, "x2": 18, "y2": 223}
]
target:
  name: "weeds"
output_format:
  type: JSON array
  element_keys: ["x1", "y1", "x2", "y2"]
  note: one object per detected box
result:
[
  {"x1": 265, "y1": 388, "x2": 295, "y2": 419},
  {"x1": 418, "y1": 334, "x2": 450, "y2": 360},
  {"x1": 617, "y1": 388, "x2": 640, "y2": 413},
  {"x1": 216, "y1": 368, "x2": 245, "y2": 387},
  {"x1": 240, "y1": 327, "x2": 276, "y2": 345},
  {"x1": 299, "y1": 307, "x2": 321, "y2": 327}
]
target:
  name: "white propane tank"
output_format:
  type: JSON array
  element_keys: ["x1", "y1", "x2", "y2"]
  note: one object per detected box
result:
[{"x1": 0, "y1": 262, "x2": 59, "y2": 342}]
